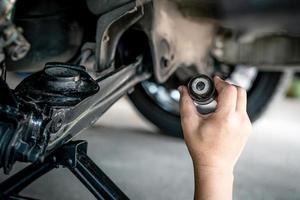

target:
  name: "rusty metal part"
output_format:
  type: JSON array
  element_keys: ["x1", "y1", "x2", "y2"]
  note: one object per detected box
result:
[
  {"x1": 148, "y1": 0, "x2": 216, "y2": 83},
  {"x1": 90, "y1": 0, "x2": 216, "y2": 83},
  {"x1": 0, "y1": 0, "x2": 30, "y2": 62},
  {"x1": 211, "y1": 30, "x2": 300, "y2": 67},
  {"x1": 1, "y1": 23, "x2": 30, "y2": 61},
  {"x1": 0, "y1": 0, "x2": 16, "y2": 21},
  {"x1": 95, "y1": 0, "x2": 145, "y2": 71}
]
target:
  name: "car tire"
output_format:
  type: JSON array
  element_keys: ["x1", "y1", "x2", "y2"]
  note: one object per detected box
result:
[{"x1": 129, "y1": 72, "x2": 283, "y2": 138}]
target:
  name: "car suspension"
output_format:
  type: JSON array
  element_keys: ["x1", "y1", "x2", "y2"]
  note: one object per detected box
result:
[{"x1": 0, "y1": 56, "x2": 150, "y2": 174}]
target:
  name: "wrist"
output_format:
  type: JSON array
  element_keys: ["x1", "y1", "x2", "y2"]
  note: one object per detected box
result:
[
  {"x1": 193, "y1": 160, "x2": 234, "y2": 178},
  {"x1": 193, "y1": 162, "x2": 234, "y2": 200}
]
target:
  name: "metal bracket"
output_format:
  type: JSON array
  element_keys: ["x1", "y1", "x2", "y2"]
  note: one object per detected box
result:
[{"x1": 95, "y1": 1, "x2": 144, "y2": 71}]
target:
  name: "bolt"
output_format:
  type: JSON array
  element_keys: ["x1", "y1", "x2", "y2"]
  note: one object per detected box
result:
[
  {"x1": 50, "y1": 111, "x2": 65, "y2": 134},
  {"x1": 68, "y1": 159, "x2": 73, "y2": 166}
]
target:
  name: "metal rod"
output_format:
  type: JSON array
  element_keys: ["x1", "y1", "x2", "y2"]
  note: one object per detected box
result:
[
  {"x1": 0, "y1": 159, "x2": 55, "y2": 197},
  {"x1": 0, "y1": 140, "x2": 130, "y2": 200},
  {"x1": 8, "y1": 195, "x2": 39, "y2": 200},
  {"x1": 70, "y1": 152, "x2": 129, "y2": 200}
]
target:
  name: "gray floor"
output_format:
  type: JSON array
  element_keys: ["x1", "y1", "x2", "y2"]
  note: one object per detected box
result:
[{"x1": 1, "y1": 97, "x2": 300, "y2": 200}]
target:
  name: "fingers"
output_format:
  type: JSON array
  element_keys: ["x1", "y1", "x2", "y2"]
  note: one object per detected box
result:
[
  {"x1": 178, "y1": 86, "x2": 202, "y2": 127},
  {"x1": 214, "y1": 77, "x2": 237, "y2": 114},
  {"x1": 214, "y1": 76, "x2": 227, "y2": 92},
  {"x1": 214, "y1": 76, "x2": 247, "y2": 113},
  {"x1": 236, "y1": 87, "x2": 247, "y2": 113}
]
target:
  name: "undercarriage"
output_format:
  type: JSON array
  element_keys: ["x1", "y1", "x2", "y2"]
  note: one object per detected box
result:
[{"x1": 0, "y1": 0, "x2": 300, "y2": 198}]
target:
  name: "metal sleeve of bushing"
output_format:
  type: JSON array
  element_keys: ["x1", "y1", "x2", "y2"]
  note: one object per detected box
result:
[{"x1": 187, "y1": 74, "x2": 216, "y2": 105}]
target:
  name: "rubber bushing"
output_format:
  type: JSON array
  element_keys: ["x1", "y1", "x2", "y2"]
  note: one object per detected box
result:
[{"x1": 188, "y1": 75, "x2": 216, "y2": 105}]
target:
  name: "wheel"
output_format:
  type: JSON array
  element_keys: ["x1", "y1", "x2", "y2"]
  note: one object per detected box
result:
[{"x1": 129, "y1": 66, "x2": 283, "y2": 138}]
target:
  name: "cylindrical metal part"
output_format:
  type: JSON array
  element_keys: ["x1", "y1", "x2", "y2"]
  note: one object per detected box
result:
[{"x1": 188, "y1": 74, "x2": 216, "y2": 105}]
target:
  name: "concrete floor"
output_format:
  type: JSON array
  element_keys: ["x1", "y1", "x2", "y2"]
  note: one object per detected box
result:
[{"x1": 1, "y1": 97, "x2": 300, "y2": 200}]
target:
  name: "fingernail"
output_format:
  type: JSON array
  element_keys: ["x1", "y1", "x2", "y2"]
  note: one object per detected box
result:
[
  {"x1": 214, "y1": 75, "x2": 221, "y2": 80},
  {"x1": 177, "y1": 86, "x2": 183, "y2": 93},
  {"x1": 214, "y1": 76, "x2": 223, "y2": 83}
]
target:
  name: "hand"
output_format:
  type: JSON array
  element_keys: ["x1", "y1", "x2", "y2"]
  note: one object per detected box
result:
[{"x1": 178, "y1": 76, "x2": 252, "y2": 173}]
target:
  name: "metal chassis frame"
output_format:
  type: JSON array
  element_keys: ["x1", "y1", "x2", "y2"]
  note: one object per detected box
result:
[{"x1": 0, "y1": 140, "x2": 129, "y2": 200}]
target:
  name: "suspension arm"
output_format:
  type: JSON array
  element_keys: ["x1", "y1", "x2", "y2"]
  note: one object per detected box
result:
[
  {"x1": 46, "y1": 56, "x2": 150, "y2": 150},
  {"x1": 0, "y1": 56, "x2": 150, "y2": 173}
]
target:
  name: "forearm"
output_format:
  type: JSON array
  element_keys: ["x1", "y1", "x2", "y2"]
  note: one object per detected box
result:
[{"x1": 193, "y1": 164, "x2": 234, "y2": 200}]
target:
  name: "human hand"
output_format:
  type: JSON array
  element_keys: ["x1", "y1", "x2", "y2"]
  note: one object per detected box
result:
[{"x1": 178, "y1": 76, "x2": 252, "y2": 173}]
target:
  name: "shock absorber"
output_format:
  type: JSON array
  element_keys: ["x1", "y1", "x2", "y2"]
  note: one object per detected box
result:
[{"x1": 187, "y1": 74, "x2": 217, "y2": 114}]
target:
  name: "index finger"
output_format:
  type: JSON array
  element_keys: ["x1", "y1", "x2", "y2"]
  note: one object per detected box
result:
[{"x1": 214, "y1": 76, "x2": 237, "y2": 114}]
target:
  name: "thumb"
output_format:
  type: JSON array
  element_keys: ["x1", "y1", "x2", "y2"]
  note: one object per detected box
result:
[{"x1": 178, "y1": 86, "x2": 202, "y2": 131}]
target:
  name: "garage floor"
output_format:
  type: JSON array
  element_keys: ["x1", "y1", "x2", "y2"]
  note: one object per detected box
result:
[{"x1": 1, "y1": 97, "x2": 300, "y2": 200}]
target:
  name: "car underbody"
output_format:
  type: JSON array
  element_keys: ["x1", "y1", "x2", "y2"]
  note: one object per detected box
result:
[{"x1": 0, "y1": 1, "x2": 299, "y2": 198}]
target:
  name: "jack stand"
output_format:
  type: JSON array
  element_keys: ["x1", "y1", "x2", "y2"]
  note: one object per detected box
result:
[{"x1": 0, "y1": 141, "x2": 129, "y2": 200}]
